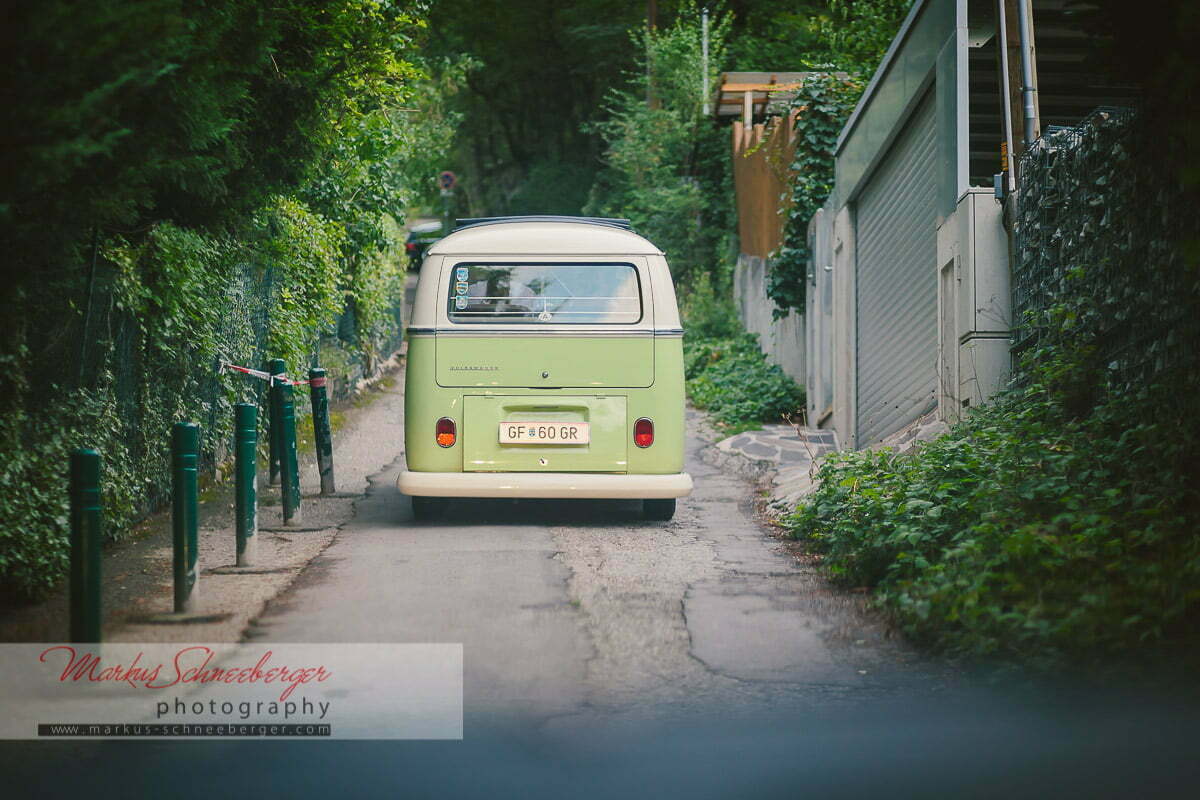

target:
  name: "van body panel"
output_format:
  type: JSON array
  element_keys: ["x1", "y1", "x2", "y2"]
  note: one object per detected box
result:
[
  {"x1": 463, "y1": 395, "x2": 628, "y2": 472},
  {"x1": 405, "y1": 336, "x2": 685, "y2": 476},
  {"x1": 436, "y1": 336, "x2": 653, "y2": 389}
]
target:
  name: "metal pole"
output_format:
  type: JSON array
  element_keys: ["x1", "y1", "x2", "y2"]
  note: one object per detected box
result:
[
  {"x1": 69, "y1": 449, "x2": 102, "y2": 642},
  {"x1": 234, "y1": 403, "x2": 258, "y2": 566},
  {"x1": 997, "y1": 0, "x2": 1017, "y2": 191},
  {"x1": 1015, "y1": 0, "x2": 1038, "y2": 146},
  {"x1": 309, "y1": 368, "x2": 336, "y2": 495},
  {"x1": 266, "y1": 357, "x2": 285, "y2": 485},
  {"x1": 701, "y1": 8, "x2": 710, "y2": 116},
  {"x1": 279, "y1": 382, "x2": 302, "y2": 525},
  {"x1": 78, "y1": 227, "x2": 99, "y2": 386},
  {"x1": 172, "y1": 422, "x2": 200, "y2": 613}
]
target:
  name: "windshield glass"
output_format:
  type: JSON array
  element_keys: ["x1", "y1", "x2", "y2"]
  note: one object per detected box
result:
[{"x1": 446, "y1": 263, "x2": 642, "y2": 324}]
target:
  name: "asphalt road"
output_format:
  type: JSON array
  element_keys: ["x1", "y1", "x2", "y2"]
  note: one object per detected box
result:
[
  {"x1": 8, "y1": 371, "x2": 1200, "y2": 798},
  {"x1": 247, "y1": 387, "x2": 947, "y2": 726}
]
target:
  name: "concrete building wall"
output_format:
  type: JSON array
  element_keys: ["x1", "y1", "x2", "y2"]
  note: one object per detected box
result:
[
  {"x1": 733, "y1": 254, "x2": 806, "y2": 384},
  {"x1": 803, "y1": 0, "x2": 1013, "y2": 450},
  {"x1": 935, "y1": 189, "x2": 1012, "y2": 421}
]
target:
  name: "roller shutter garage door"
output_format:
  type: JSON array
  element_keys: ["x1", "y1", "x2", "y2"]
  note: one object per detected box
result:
[{"x1": 855, "y1": 91, "x2": 938, "y2": 445}]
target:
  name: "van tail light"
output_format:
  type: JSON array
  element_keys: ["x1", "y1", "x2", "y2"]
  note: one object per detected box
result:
[
  {"x1": 405, "y1": 241, "x2": 417, "y2": 253},
  {"x1": 436, "y1": 417, "x2": 457, "y2": 447},
  {"x1": 634, "y1": 418, "x2": 654, "y2": 448}
]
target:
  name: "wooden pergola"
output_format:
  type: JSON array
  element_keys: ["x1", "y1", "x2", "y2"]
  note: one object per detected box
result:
[{"x1": 712, "y1": 72, "x2": 818, "y2": 125}]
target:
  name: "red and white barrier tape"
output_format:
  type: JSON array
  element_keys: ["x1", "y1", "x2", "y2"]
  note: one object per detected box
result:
[{"x1": 219, "y1": 362, "x2": 311, "y2": 386}]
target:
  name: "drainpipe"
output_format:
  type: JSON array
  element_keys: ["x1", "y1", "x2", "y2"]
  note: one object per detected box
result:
[
  {"x1": 1015, "y1": 0, "x2": 1038, "y2": 146},
  {"x1": 997, "y1": 0, "x2": 1016, "y2": 193}
]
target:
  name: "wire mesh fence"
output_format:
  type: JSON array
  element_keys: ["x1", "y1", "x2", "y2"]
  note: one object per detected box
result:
[
  {"x1": 1011, "y1": 106, "x2": 1196, "y2": 393},
  {"x1": 58, "y1": 253, "x2": 403, "y2": 515}
]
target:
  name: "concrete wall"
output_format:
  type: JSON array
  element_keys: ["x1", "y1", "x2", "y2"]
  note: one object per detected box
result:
[
  {"x1": 733, "y1": 254, "x2": 806, "y2": 384},
  {"x1": 935, "y1": 189, "x2": 1012, "y2": 421}
]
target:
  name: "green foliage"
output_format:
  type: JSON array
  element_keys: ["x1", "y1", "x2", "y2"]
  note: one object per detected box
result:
[
  {"x1": 685, "y1": 333, "x2": 806, "y2": 429},
  {"x1": 0, "y1": 372, "x2": 141, "y2": 601},
  {"x1": 1, "y1": 0, "x2": 426, "y2": 284},
  {"x1": 585, "y1": 3, "x2": 735, "y2": 287},
  {"x1": 815, "y1": 0, "x2": 915, "y2": 75},
  {"x1": 786, "y1": 112, "x2": 1200, "y2": 664},
  {"x1": 725, "y1": 1, "x2": 836, "y2": 70},
  {"x1": 0, "y1": 2, "x2": 455, "y2": 602},
  {"x1": 767, "y1": 72, "x2": 862, "y2": 313},
  {"x1": 425, "y1": 0, "x2": 647, "y2": 215},
  {"x1": 253, "y1": 199, "x2": 348, "y2": 368},
  {"x1": 764, "y1": 1, "x2": 912, "y2": 314},
  {"x1": 679, "y1": 272, "x2": 742, "y2": 341},
  {"x1": 787, "y1": 368, "x2": 1200, "y2": 663}
]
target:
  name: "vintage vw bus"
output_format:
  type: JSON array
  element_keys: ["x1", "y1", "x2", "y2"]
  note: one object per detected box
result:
[{"x1": 397, "y1": 216, "x2": 693, "y2": 520}]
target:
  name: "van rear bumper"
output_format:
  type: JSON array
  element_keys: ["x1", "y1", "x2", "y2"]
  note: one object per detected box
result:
[{"x1": 397, "y1": 471, "x2": 693, "y2": 499}]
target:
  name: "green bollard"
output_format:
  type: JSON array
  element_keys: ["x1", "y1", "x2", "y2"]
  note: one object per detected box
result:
[
  {"x1": 279, "y1": 382, "x2": 302, "y2": 525},
  {"x1": 234, "y1": 403, "x2": 258, "y2": 566},
  {"x1": 309, "y1": 367, "x2": 336, "y2": 495},
  {"x1": 267, "y1": 358, "x2": 286, "y2": 486},
  {"x1": 69, "y1": 449, "x2": 103, "y2": 643},
  {"x1": 172, "y1": 422, "x2": 200, "y2": 613}
]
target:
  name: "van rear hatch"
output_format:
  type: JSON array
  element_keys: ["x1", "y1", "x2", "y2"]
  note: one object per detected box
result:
[{"x1": 463, "y1": 395, "x2": 627, "y2": 472}]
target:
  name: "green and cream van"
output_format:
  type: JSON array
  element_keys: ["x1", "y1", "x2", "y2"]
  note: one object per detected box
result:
[{"x1": 398, "y1": 216, "x2": 693, "y2": 521}]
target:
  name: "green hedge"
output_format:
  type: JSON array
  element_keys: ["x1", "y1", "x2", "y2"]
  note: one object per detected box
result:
[{"x1": 0, "y1": 206, "x2": 399, "y2": 602}]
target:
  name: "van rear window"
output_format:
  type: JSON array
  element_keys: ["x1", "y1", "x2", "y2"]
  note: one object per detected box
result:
[{"x1": 446, "y1": 263, "x2": 642, "y2": 324}]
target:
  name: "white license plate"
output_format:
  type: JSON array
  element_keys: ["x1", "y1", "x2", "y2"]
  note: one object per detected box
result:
[{"x1": 499, "y1": 421, "x2": 590, "y2": 444}]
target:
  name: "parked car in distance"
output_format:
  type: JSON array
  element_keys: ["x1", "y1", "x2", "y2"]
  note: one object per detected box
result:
[
  {"x1": 398, "y1": 215, "x2": 693, "y2": 521},
  {"x1": 405, "y1": 221, "x2": 444, "y2": 269}
]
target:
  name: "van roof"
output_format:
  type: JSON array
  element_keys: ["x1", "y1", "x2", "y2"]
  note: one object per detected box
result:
[
  {"x1": 429, "y1": 217, "x2": 664, "y2": 256},
  {"x1": 455, "y1": 215, "x2": 633, "y2": 231}
]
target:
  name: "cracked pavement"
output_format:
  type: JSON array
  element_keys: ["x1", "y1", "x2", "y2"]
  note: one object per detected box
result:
[{"x1": 246, "y1": 373, "x2": 953, "y2": 728}]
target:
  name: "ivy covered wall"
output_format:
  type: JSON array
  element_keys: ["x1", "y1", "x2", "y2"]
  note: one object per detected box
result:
[{"x1": 1013, "y1": 108, "x2": 1199, "y2": 396}]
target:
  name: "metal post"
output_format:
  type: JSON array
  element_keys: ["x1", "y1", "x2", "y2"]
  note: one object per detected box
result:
[
  {"x1": 69, "y1": 449, "x2": 102, "y2": 642},
  {"x1": 701, "y1": 8, "x2": 710, "y2": 116},
  {"x1": 266, "y1": 357, "x2": 285, "y2": 485},
  {"x1": 309, "y1": 368, "x2": 336, "y2": 495},
  {"x1": 172, "y1": 422, "x2": 200, "y2": 613},
  {"x1": 234, "y1": 403, "x2": 258, "y2": 566},
  {"x1": 279, "y1": 382, "x2": 302, "y2": 525}
]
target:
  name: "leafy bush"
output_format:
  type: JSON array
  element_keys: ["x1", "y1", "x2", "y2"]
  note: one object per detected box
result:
[
  {"x1": 786, "y1": 368, "x2": 1200, "y2": 663},
  {"x1": 685, "y1": 333, "x2": 806, "y2": 430},
  {"x1": 678, "y1": 272, "x2": 742, "y2": 341}
]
